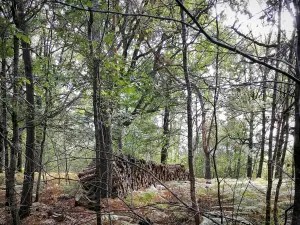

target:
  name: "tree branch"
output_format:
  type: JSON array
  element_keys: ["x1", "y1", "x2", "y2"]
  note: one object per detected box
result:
[{"x1": 175, "y1": 0, "x2": 300, "y2": 84}]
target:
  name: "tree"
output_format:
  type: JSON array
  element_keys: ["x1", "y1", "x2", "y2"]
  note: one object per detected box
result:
[
  {"x1": 15, "y1": 0, "x2": 36, "y2": 218},
  {"x1": 180, "y1": 1, "x2": 201, "y2": 223}
]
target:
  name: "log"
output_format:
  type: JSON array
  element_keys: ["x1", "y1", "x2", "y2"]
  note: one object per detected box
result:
[{"x1": 76, "y1": 155, "x2": 189, "y2": 208}]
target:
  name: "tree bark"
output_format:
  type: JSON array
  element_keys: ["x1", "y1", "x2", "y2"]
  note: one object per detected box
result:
[
  {"x1": 17, "y1": 131, "x2": 22, "y2": 172},
  {"x1": 180, "y1": 1, "x2": 200, "y2": 224},
  {"x1": 266, "y1": 2, "x2": 281, "y2": 224},
  {"x1": 88, "y1": 6, "x2": 112, "y2": 224},
  {"x1": 256, "y1": 74, "x2": 266, "y2": 178},
  {"x1": 0, "y1": 58, "x2": 6, "y2": 174},
  {"x1": 247, "y1": 111, "x2": 254, "y2": 178},
  {"x1": 161, "y1": 80, "x2": 171, "y2": 164},
  {"x1": 274, "y1": 82, "x2": 290, "y2": 225},
  {"x1": 7, "y1": 33, "x2": 21, "y2": 225},
  {"x1": 17, "y1": 0, "x2": 36, "y2": 218},
  {"x1": 292, "y1": 1, "x2": 300, "y2": 224}
]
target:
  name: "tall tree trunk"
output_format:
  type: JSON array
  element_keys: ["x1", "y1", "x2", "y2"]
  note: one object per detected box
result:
[
  {"x1": 17, "y1": 0, "x2": 36, "y2": 217},
  {"x1": 257, "y1": 66, "x2": 267, "y2": 178},
  {"x1": 193, "y1": 84, "x2": 211, "y2": 181},
  {"x1": 257, "y1": 34, "x2": 272, "y2": 178},
  {"x1": 180, "y1": 2, "x2": 200, "y2": 224},
  {"x1": 88, "y1": 7, "x2": 112, "y2": 224},
  {"x1": 161, "y1": 80, "x2": 170, "y2": 164},
  {"x1": 35, "y1": 88, "x2": 49, "y2": 202},
  {"x1": 292, "y1": 2, "x2": 300, "y2": 224},
  {"x1": 274, "y1": 83, "x2": 290, "y2": 225},
  {"x1": 274, "y1": 116, "x2": 285, "y2": 178},
  {"x1": 88, "y1": 9, "x2": 101, "y2": 224},
  {"x1": 266, "y1": 2, "x2": 281, "y2": 224},
  {"x1": 1, "y1": 32, "x2": 9, "y2": 207},
  {"x1": 0, "y1": 58, "x2": 6, "y2": 173},
  {"x1": 272, "y1": 109, "x2": 283, "y2": 177},
  {"x1": 204, "y1": 152, "x2": 211, "y2": 180},
  {"x1": 35, "y1": 121, "x2": 47, "y2": 202},
  {"x1": 201, "y1": 98, "x2": 211, "y2": 181},
  {"x1": 17, "y1": 131, "x2": 22, "y2": 172},
  {"x1": 247, "y1": 112, "x2": 254, "y2": 178},
  {"x1": 7, "y1": 34, "x2": 21, "y2": 225}
]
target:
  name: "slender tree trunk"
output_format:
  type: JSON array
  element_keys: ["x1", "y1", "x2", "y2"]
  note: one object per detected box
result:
[
  {"x1": 266, "y1": 3, "x2": 281, "y2": 224},
  {"x1": 88, "y1": 9, "x2": 101, "y2": 224},
  {"x1": 0, "y1": 129, "x2": 3, "y2": 173},
  {"x1": 272, "y1": 115, "x2": 283, "y2": 176},
  {"x1": 17, "y1": 131, "x2": 22, "y2": 172},
  {"x1": 292, "y1": 2, "x2": 300, "y2": 224},
  {"x1": 235, "y1": 147, "x2": 242, "y2": 179},
  {"x1": 193, "y1": 84, "x2": 211, "y2": 181},
  {"x1": 247, "y1": 112, "x2": 254, "y2": 178},
  {"x1": 204, "y1": 152, "x2": 211, "y2": 180},
  {"x1": 35, "y1": 89, "x2": 49, "y2": 202},
  {"x1": 88, "y1": 7, "x2": 112, "y2": 224},
  {"x1": 1, "y1": 32, "x2": 9, "y2": 208},
  {"x1": 7, "y1": 34, "x2": 21, "y2": 225},
  {"x1": 181, "y1": 2, "x2": 200, "y2": 224},
  {"x1": 274, "y1": 83, "x2": 290, "y2": 225},
  {"x1": 18, "y1": 0, "x2": 35, "y2": 217},
  {"x1": 201, "y1": 104, "x2": 211, "y2": 181},
  {"x1": 0, "y1": 58, "x2": 6, "y2": 174},
  {"x1": 274, "y1": 116, "x2": 285, "y2": 178},
  {"x1": 161, "y1": 80, "x2": 170, "y2": 164},
  {"x1": 35, "y1": 121, "x2": 47, "y2": 202},
  {"x1": 257, "y1": 36, "x2": 271, "y2": 178}
]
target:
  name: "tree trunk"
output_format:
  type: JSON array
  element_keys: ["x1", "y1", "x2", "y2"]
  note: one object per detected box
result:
[
  {"x1": 161, "y1": 94, "x2": 170, "y2": 164},
  {"x1": 272, "y1": 115, "x2": 283, "y2": 177},
  {"x1": 18, "y1": 0, "x2": 36, "y2": 217},
  {"x1": 17, "y1": 131, "x2": 22, "y2": 172},
  {"x1": 0, "y1": 58, "x2": 6, "y2": 174},
  {"x1": 202, "y1": 106, "x2": 211, "y2": 181},
  {"x1": 181, "y1": 2, "x2": 200, "y2": 224},
  {"x1": 247, "y1": 111, "x2": 254, "y2": 178},
  {"x1": 266, "y1": 2, "x2": 281, "y2": 224},
  {"x1": 257, "y1": 35, "x2": 271, "y2": 178},
  {"x1": 35, "y1": 121, "x2": 47, "y2": 202},
  {"x1": 35, "y1": 89, "x2": 49, "y2": 202},
  {"x1": 7, "y1": 34, "x2": 21, "y2": 225},
  {"x1": 205, "y1": 152, "x2": 211, "y2": 181},
  {"x1": 274, "y1": 116, "x2": 285, "y2": 178},
  {"x1": 88, "y1": 7, "x2": 112, "y2": 224},
  {"x1": 274, "y1": 82, "x2": 290, "y2": 225},
  {"x1": 1, "y1": 38, "x2": 9, "y2": 205},
  {"x1": 292, "y1": 2, "x2": 300, "y2": 224}
]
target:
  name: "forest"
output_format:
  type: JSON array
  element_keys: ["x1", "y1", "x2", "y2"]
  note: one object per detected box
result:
[{"x1": 0, "y1": 0, "x2": 299, "y2": 224}]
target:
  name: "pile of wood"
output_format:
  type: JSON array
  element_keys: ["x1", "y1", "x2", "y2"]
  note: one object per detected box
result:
[{"x1": 76, "y1": 155, "x2": 189, "y2": 208}]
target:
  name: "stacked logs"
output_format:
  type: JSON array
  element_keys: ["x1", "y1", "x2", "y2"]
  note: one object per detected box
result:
[{"x1": 76, "y1": 155, "x2": 189, "y2": 208}]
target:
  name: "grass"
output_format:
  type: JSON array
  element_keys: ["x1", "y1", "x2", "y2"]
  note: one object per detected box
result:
[{"x1": 125, "y1": 191, "x2": 157, "y2": 206}]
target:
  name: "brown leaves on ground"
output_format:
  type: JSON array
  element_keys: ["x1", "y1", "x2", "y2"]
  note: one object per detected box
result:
[{"x1": 0, "y1": 179, "x2": 219, "y2": 225}]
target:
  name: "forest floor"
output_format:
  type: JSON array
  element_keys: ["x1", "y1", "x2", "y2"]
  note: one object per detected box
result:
[{"x1": 0, "y1": 173, "x2": 294, "y2": 225}]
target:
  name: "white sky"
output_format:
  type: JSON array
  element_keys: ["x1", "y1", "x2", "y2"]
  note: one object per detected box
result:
[{"x1": 220, "y1": 0, "x2": 294, "y2": 39}]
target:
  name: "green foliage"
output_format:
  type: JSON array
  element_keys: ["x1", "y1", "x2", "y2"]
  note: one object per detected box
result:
[{"x1": 125, "y1": 191, "x2": 156, "y2": 206}]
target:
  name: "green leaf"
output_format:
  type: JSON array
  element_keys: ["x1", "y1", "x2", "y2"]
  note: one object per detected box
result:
[
  {"x1": 124, "y1": 86, "x2": 135, "y2": 94},
  {"x1": 86, "y1": 1, "x2": 93, "y2": 7},
  {"x1": 7, "y1": 48, "x2": 14, "y2": 56},
  {"x1": 21, "y1": 34, "x2": 30, "y2": 44}
]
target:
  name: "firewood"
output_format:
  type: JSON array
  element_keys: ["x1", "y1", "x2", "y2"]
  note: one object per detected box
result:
[{"x1": 75, "y1": 155, "x2": 189, "y2": 208}]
